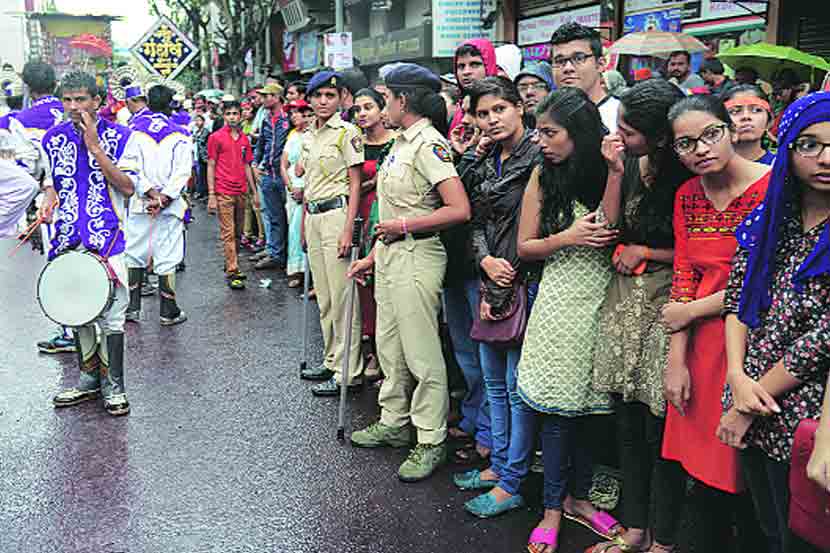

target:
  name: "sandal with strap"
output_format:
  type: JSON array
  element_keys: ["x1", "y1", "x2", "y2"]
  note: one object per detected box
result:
[
  {"x1": 585, "y1": 535, "x2": 646, "y2": 553},
  {"x1": 528, "y1": 527, "x2": 558, "y2": 553},
  {"x1": 564, "y1": 510, "x2": 625, "y2": 540}
]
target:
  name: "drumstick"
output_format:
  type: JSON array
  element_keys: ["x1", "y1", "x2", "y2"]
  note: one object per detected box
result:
[{"x1": 8, "y1": 200, "x2": 58, "y2": 258}]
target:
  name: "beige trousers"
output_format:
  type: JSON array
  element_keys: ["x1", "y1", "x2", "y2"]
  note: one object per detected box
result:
[
  {"x1": 375, "y1": 236, "x2": 448, "y2": 445},
  {"x1": 305, "y1": 205, "x2": 363, "y2": 383}
]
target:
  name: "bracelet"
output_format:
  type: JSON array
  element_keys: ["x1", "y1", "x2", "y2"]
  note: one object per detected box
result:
[{"x1": 401, "y1": 217, "x2": 408, "y2": 235}]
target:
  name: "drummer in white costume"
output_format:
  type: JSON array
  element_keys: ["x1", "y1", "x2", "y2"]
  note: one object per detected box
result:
[
  {"x1": 38, "y1": 71, "x2": 140, "y2": 416},
  {"x1": 124, "y1": 84, "x2": 191, "y2": 325}
]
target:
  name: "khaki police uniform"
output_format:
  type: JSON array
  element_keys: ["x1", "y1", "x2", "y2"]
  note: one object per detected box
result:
[
  {"x1": 375, "y1": 118, "x2": 456, "y2": 445},
  {"x1": 301, "y1": 115, "x2": 364, "y2": 383}
]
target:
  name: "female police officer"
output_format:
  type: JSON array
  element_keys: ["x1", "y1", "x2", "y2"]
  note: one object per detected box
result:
[{"x1": 348, "y1": 63, "x2": 471, "y2": 483}]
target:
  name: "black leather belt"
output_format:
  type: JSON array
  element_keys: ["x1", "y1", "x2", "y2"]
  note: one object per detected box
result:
[
  {"x1": 382, "y1": 232, "x2": 437, "y2": 245},
  {"x1": 305, "y1": 195, "x2": 347, "y2": 215}
]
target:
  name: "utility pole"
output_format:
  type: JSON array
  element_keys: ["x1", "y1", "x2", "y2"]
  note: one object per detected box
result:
[{"x1": 335, "y1": 0, "x2": 344, "y2": 33}]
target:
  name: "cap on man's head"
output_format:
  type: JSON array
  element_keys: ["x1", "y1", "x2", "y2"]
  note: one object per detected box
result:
[
  {"x1": 307, "y1": 71, "x2": 342, "y2": 96},
  {"x1": 125, "y1": 83, "x2": 147, "y2": 100},
  {"x1": 221, "y1": 93, "x2": 236, "y2": 102},
  {"x1": 384, "y1": 63, "x2": 441, "y2": 93},
  {"x1": 259, "y1": 83, "x2": 284, "y2": 96},
  {"x1": 514, "y1": 61, "x2": 554, "y2": 90},
  {"x1": 285, "y1": 99, "x2": 312, "y2": 111}
]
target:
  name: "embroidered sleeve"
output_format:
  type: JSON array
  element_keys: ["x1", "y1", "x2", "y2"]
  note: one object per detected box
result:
[
  {"x1": 670, "y1": 189, "x2": 701, "y2": 302},
  {"x1": 723, "y1": 246, "x2": 749, "y2": 315},
  {"x1": 784, "y1": 299, "x2": 830, "y2": 382}
]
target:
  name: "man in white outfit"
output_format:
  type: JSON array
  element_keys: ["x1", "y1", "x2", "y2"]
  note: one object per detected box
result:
[{"x1": 124, "y1": 84, "x2": 192, "y2": 325}]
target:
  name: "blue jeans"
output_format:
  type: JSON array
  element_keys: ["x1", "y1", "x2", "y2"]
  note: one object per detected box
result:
[
  {"x1": 480, "y1": 282, "x2": 538, "y2": 495},
  {"x1": 541, "y1": 414, "x2": 595, "y2": 510},
  {"x1": 444, "y1": 279, "x2": 491, "y2": 449},
  {"x1": 258, "y1": 173, "x2": 287, "y2": 264}
]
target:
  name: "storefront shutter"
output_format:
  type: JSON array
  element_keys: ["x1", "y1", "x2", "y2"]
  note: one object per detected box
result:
[{"x1": 797, "y1": 18, "x2": 830, "y2": 61}]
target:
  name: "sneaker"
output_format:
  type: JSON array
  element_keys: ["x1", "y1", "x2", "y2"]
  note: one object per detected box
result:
[
  {"x1": 126, "y1": 310, "x2": 140, "y2": 323},
  {"x1": 254, "y1": 256, "x2": 283, "y2": 270},
  {"x1": 240, "y1": 235, "x2": 251, "y2": 248},
  {"x1": 311, "y1": 376, "x2": 363, "y2": 397},
  {"x1": 141, "y1": 282, "x2": 158, "y2": 296},
  {"x1": 160, "y1": 310, "x2": 188, "y2": 326},
  {"x1": 249, "y1": 250, "x2": 268, "y2": 262},
  {"x1": 37, "y1": 334, "x2": 77, "y2": 354},
  {"x1": 228, "y1": 276, "x2": 246, "y2": 290},
  {"x1": 53, "y1": 387, "x2": 99, "y2": 407},
  {"x1": 254, "y1": 238, "x2": 266, "y2": 250},
  {"x1": 104, "y1": 393, "x2": 130, "y2": 416},
  {"x1": 398, "y1": 442, "x2": 447, "y2": 483},
  {"x1": 350, "y1": 421, "x2": 413, "y2": 449},
  {"x1": 300, "y1": 365, "x2": 333, "y2": 381}
]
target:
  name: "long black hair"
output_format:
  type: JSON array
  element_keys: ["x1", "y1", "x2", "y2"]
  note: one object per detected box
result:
[
  {"x1": 388, "y1": 85, "x2": 449, "y2": 137},
  {"x1": 354, "y1": 87, "x2": 386, "y2": 111},
  {"x1": 619, "y1": 79, "x2": 691, "y2": 244},
  {"x1": 668, "y1": 94, "x2": 733, "y2": 138},
  {"x1": 534, "y1": 87, "x2": 607, "y2": 236}
]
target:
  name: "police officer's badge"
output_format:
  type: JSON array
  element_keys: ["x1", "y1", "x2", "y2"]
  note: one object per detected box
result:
[
  {"x1": 433, "y1": 144, "x2": 452, "y2": 162},
  {"x1": 351, "y1": 135, "x2": 364, "y2": 153}
]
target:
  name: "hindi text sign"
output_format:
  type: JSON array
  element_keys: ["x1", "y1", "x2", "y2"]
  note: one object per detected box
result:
[{"x1": 130, "y1": 17, "x2": 199, "y2": 81}]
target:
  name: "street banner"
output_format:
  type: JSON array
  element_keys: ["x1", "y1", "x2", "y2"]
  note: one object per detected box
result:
[
  {"x1": 130, "y1": 16, "x2": 199, "y2": 80},
  {"x1": 324, "y1": 33, "x2": 354, "y2": 70}
]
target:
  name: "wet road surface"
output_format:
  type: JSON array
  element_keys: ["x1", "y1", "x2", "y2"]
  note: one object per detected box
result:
[{"x1": 1, "y1": 203, "x2": 607, "y2": 553}]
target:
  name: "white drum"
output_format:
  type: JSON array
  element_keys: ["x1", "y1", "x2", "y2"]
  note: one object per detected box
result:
[{"x1": 37, "y1": 251, "x2": 116, "y2": 327}]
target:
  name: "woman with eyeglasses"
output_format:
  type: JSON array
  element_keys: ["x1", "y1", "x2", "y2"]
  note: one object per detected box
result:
[
  {"x1": 717, "y1": 92, "x2": 830, "y2": 553},
  {"x1": 723, "y1": 85, "x2": 776, "y2": 166},
  {"x1": 655, "y1": 95, "x2": 770, "y2": 553}
]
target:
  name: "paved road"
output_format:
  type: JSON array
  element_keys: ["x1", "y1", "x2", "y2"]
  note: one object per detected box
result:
[{"x1": 1, "y1": 203, "x2": 605, "y2": 553}]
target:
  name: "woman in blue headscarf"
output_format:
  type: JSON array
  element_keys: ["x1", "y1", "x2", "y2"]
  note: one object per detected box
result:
[{"x1": 719, "y1": 91, "x2": 830, "y2": 553}]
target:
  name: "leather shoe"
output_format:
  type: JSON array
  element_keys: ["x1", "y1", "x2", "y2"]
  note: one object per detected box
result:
[
  {"x1": 300, "y1": 365, "x2": 333, "y2": 381},
  {"x1": 311, "y1": 377, "x2": 363, "y2": 397},
  {"x1": 255, "y1": 256, "x2": 283, "y2": 270}
]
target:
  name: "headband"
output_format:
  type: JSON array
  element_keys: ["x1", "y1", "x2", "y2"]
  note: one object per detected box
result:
[{"x1": 724, "y1": 97, "x2": 771, "y2": 114}]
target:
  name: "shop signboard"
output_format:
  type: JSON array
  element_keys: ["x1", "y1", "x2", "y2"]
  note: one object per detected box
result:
[
  {"x1": 352, "y1": 25, "x2": 430, "y2": 66},
  {"x1": 432, "y1": 0, "x2": 495, "y2": 58},
  {"x1": 623, "y1": 0, "x2": 765, "y2": 23},
  {"x1": 518, "y1": 5, "x2": 601, "y2": 46},
  {"x1": 130, "y1": 16, "x2": 199, "y2": 80},
  {"x1": 624, "y1": 7, "x2": 683, "y2": 32}
]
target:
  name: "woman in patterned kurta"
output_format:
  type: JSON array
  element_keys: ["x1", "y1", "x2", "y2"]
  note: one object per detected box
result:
[
  {"x1": 718, "y1": 93, "x2": 830, "y2": 553},
  {"x1": 654, "y1": 95, "x2": 770, "y2": 553},
  {"x1": 516, "y1": 88, "x2": 623, "y2": 553},
  {"x1": 589, "y1": 79, "x2": 691, "y2": 553}
]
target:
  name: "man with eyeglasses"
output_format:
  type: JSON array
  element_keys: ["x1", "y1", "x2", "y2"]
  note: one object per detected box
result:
[
  {"x1": 514, "y1": 61, "x2": 554, "y2": 127},
  {"x1": 549, "y1": 22, "x2": 620, "y2": 133}
]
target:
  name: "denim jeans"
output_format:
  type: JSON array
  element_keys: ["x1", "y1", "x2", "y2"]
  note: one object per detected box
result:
[
  {"x1": 541, "y1": 414, "x2": 595, "y2": 510},
  {"x1": 480, "y1": 282, "x2": 539, "y2": 495},
  {"x1": 444, "y1": 279, "x2": 491, "y2": 449},
  {"x1": 258, "y1": 173, "x2": 287, "y2": 265}
]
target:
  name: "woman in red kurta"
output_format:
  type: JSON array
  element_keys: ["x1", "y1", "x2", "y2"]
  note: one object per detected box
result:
[{"x1": 647, "y1": 96, "x2": 770, "y2": 553}]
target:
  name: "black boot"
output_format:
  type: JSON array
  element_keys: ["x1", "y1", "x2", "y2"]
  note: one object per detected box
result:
[
  {"x1": 127, "y1": 267, "x2": 143, "y2": 322},
  {"x1": 159, "y1": 273, "x2": 187, "y2": 326},
  {"x1": 102, "y1": 332, "x2": 129, "y2": 416}
]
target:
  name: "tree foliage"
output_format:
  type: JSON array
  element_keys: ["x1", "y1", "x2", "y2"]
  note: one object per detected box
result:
[{"x1": 146, "y1": 0, "x2": 277, "y2": 94}]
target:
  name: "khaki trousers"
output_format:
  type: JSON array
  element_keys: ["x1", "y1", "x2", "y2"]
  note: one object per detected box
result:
[
  {"x1": 217, "y1": 193, "x2": 246, "y2": 275},
  {"x1": 305, "y1": 205, "x2": 363, "y2": 383},
  {"x1": 375, "y1": 236, "x2": 448, "y2": 445}
]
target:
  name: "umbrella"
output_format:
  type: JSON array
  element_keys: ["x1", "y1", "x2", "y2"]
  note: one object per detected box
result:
[
  {"x1": 196, "y1": 88, "x2": 224, "y2": 99},
  {"x1": 69, "y1": 33, "x2": 112, "y2": 58},
  {"x1": 608, "y1": 31, "x2": 707, "y2": 57},
  {"x1": 717, "y1": 43, "x2": 830, "y2": 83}
]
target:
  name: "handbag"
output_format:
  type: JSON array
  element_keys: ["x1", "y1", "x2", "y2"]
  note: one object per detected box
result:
[
  {"x1": 789, "y1": 419, "x2": 830, "y2": 551},
  {"x1": 470, "y1": 281, "x2": 527, "y2": 348}
]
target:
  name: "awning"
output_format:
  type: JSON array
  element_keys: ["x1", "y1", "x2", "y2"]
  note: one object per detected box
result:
[{"x1": 683, "y1": 15, "x2": 765, "y2": 37}]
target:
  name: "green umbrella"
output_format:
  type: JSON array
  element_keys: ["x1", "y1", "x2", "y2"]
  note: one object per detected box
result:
[
  {"x1": 717, "y1": 43, "x2": 830, "y2": 83},
  {"x1": 195, "y1": 88, "x2": 224, "y2": 99}
]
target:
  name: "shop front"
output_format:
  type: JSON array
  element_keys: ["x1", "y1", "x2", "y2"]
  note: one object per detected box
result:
[
  {"x1": 352, "y1": 24, "x2": 432, "y2": 80},
  {"x1": 517, "y1": 4, "x2": 601, "y2": 64}
]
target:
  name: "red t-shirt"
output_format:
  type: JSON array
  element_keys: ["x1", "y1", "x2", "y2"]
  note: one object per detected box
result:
[{"x1": 207, "y1": 126, "x2": 253, "y2": 195}]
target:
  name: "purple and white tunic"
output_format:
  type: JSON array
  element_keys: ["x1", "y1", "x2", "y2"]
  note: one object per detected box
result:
[{"x1": 42, "y1": 118, "x2": 140, "y2": 259}]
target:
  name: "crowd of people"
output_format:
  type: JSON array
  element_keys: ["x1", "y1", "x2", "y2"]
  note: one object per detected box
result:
[{"x1": 1, "y1": 20, "x2": 829, "y2": 553}]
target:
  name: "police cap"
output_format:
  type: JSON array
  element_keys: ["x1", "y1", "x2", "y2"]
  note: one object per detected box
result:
[
  {"x1": 307, "y1": 71, "x2": 342, "y2": 96},
  {"x1": 384, "y1": 63, "x2": 441, "y2": 93}
]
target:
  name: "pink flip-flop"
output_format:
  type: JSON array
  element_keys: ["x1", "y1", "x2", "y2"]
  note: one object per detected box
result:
[
  {"x1": 528, "y1": 527, "x2": 558, "y2": 553},
  {"x1": 564, "y1": 510, "x2": 625, "y2": 540}
]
